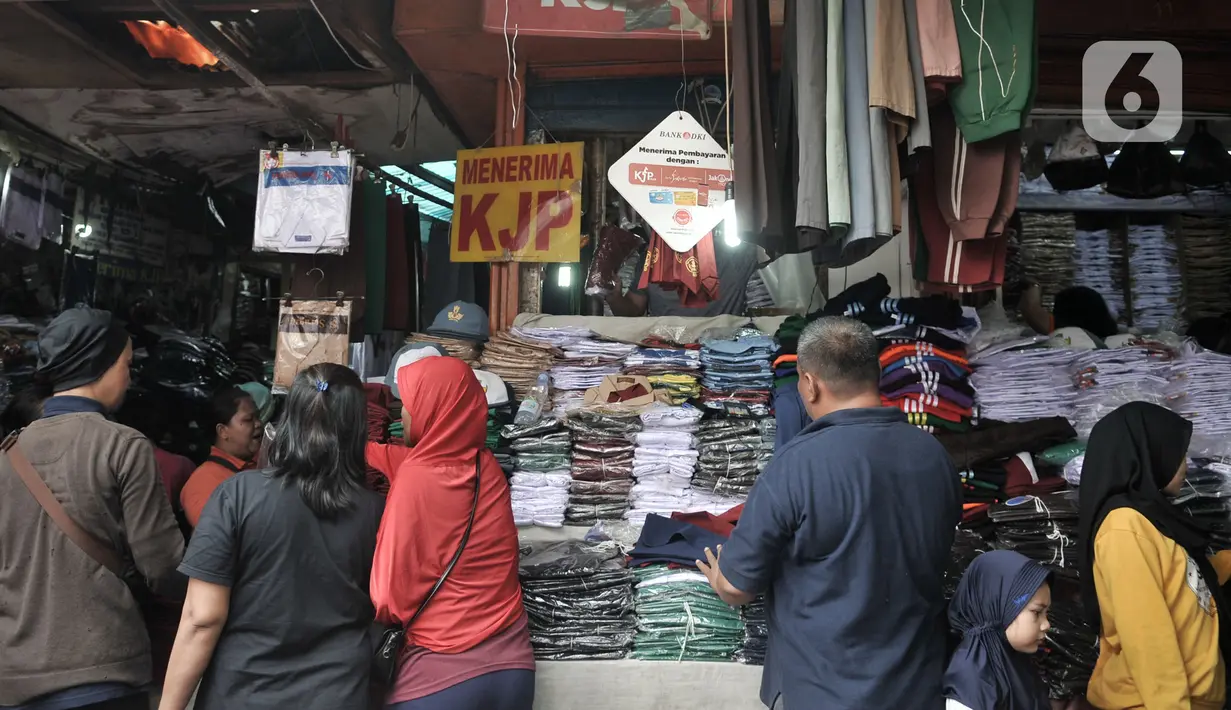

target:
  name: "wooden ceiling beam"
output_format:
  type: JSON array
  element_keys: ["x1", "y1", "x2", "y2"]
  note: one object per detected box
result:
[
  {"x1": 74, "y1": 1, "x2": 309, "y2": 13},
  {"x1": 150, "y1": 0, "x2": 331, "y2": 138},
  {"x1": 378, "y1": 168, "x2": 453, "y2": 209},
  {"x1": 404, "y1": 164, "x2": 453, "y2": 193},
  {"x1": 16, "y1": 1, "x2": 147, "y2": 87}
]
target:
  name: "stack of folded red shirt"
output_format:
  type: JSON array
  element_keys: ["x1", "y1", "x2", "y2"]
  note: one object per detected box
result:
[{"x1": 878, "y1": 341, "x2": 977, "y2": 433}]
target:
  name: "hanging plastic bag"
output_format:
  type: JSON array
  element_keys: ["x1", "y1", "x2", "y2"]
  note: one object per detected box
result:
[
  {"x1": 756, "y1": 252, "x2": 825, "y2": 313},
  {"x1": 585, "y1": 225, "x2": 644, "y2": 297},
  {"x1": 273, "y1": 299, "x2": 352, "y2": 393}
]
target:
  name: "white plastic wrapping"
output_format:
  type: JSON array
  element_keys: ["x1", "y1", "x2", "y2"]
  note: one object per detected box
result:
[
  {"x1": 756, "y1": 253, "x2": 825, "y2": 313},
  {"x1": 253, "y1": 149, "x2": 354, "y2": 254}
]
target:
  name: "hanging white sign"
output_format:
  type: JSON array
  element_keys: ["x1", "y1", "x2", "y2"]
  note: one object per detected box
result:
[{"x1": 607, "y1": 111, "x2": 732, "y2": 253}]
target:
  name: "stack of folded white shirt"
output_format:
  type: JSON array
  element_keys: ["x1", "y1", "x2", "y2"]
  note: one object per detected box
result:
[
  {"x1": 549, "y1": 337, "x2": 637, "y2": 406},
  {"x1": 687, "y1": 489, "x2": 749, "y2": 516},
  {"x1": 509, "y1": 471, "x2": 571, "y2": 528},
  {"x1": 972, "y1": 347, "x2": 1079, "y2": 423},
  {"x1": 1170, "y1": 345, "x2": 1231, "y2": 446},
  {"x1": 1128, "y1": 223, "x2": 1183, "y2": 331},
  {"x1": 625, "y1": 405, "x2": 704, "y2": 526}
]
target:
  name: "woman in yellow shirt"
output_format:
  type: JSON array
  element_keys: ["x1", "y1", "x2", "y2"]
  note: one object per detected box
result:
[{"x1": 1078, "y1": 402, "x2": 1231, "y2": 710}]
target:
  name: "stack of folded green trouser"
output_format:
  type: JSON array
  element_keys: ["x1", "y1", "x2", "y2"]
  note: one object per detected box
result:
[{"x1": 630, "y1": 566, "x2": 743, "y2": 662}]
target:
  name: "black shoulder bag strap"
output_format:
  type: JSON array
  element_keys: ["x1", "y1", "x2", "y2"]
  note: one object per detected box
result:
[
  {"x1": 373, "y1": 452, "x2": 482, "y2": 685},
  {"x1": 206, "y1": 455, "x2": 244, "y2": 474}
]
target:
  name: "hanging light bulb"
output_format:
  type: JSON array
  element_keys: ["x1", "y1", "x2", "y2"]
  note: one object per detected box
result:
[{"x1": 722, "y1": 180, "x2": 739, "y2": 247}]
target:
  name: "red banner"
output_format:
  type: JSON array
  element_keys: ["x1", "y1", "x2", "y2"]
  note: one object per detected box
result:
[{"x1": 482, "y1": 0, "x2": 714, "y2": 40}]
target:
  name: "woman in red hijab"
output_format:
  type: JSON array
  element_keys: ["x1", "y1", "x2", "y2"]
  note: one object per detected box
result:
[{"x1": 366, "y1": 356, "x2": 534, "y2": 710}]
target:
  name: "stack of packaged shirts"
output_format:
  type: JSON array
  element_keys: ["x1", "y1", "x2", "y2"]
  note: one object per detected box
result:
[
  {"x1": 504, "y1": 420, "x2": 572, "y2": 527},
  {"x1": 519, "y1": 540, "x2": 636, "y2": 660},
  {"x1": 645, "y1": 374, "x2": 701, "y2": 404},
  {"x1": 971, "y1": 348, "x2": 1078, "y2": 423},
  {"x1": 564, "y1": 338, "x2": 639, "y2": 362},
  {"x1": 511, "y1": 325, "x2": 594, "y2": 349},
  {"x1": 628, "y1": 343, "x2": 702, "y2": 405},
  {"x1": 1169, "y1": 347, "x2": 1231, "y2": 443},
  {"x1": 408, "y1": 332, "x2": 482, "y2": 367},
  {"x1": 480, "y1": 331, "x2": 561, "y2": 400},
  {"x1": 1069, "y1": 344, "x2": 1176, "y2": 438},
  {"x1": 1073, "y1": 228, "x2": 1126, "y2": 324},
  {"x1": 630, "y1": 565, "x2": 744, "y2": 661},
  {"x1": 625, "y1": 404, "x2": 703, "y2": 525},
  {"x1": 1175, "y1": 460, "x2": 1231, "y2": 549},
  {"x1": 1127, "y1": 222, "x2": 1183, "y2": 331},
  {"x1": 624, "y1": 347, "x2": 701, "y2": 374},
  {"x1": 693, "y1": 419, "x2": 766, "y2": 499},
  {"x1": 1035, "y1": 588, "x2": 1099, "y2": 701},
  {"x1": 988, "y1": 491, "x2": 1080, "y2": 579},
  {"x1": 550, "y1": 338, "x2": 638, "y2": 415},
  {"x1": 943, "y1": 529, "x2": 993, "y2": 599},
  {"x1": 699, "y1": 333, "x2": 775, "y2": 417},
  {"x1": 733, "y1": 597, "x2": 767, "y2": 665},
  {"x1": 1179, "y1": 216, "x2": 1231, "y2": 321},
  {"x1": 1018, "y1": 213, "x2": 1077, "y2": 311},
  {"x1": 757, "y1": 418, "x2": 776, "y2": 460},
  {"x1": 563, "y1": 410, "x2": 642, "y2": 524}
]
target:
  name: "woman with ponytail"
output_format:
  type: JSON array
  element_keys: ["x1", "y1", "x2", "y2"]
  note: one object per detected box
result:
[{"x1": 159, "y1": 363, "x2": 386, "y2": 710}]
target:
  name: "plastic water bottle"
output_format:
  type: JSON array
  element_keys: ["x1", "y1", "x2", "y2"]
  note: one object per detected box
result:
[{"x1": 514, "y1": 373, "x2": 551, "y2": 425}]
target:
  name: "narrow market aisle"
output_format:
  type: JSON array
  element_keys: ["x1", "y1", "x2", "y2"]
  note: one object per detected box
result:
[{"x1": 532, "y1": 660, "x2": 764, "y2": 709}]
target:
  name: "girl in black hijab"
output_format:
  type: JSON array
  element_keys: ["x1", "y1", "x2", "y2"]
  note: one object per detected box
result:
[
  {"x1": 944, "y1": 550, "x2": 1052, "y2": 710},
  {"x1": 1078, "y1": 401, "x2": 1231, "y2": 710}
]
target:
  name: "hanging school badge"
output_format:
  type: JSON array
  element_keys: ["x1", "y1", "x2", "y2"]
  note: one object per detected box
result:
[{"x1": 607, "y1": 111, "x2": 732, "y2": 253}]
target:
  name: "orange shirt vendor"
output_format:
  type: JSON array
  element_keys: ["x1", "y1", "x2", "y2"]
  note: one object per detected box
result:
[{"x1": 180, "y1": 387, "x2": 263, "y2": 527}]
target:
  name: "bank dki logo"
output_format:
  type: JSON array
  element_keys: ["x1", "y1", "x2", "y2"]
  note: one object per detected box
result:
[{"x1": 1082, "y1": 41, "x2": 1182, "y2": 143}]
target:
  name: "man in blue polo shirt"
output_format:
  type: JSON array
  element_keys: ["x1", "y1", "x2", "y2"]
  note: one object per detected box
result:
[{"x1": 698, "y1": 317, "x2": 961, "y2": 710}]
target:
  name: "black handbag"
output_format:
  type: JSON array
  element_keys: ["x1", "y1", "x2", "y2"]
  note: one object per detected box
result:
[{"x1": 373, "y1": 453, "x2": 482, "y2": 686}]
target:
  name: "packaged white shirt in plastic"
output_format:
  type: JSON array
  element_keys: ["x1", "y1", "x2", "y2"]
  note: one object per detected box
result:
[
  {"x1": 2, "y1": 166, "x2": 65, "y2": 249},
  {"x1": 253, "y1": 148, "x2": 355, "y2": 254}
]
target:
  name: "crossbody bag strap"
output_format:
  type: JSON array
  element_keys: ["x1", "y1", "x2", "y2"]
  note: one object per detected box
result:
[
  {"x1": 2, "y1": 432, "x2": 126, "y2": 578},
  {"x1": 206, "y1": 455, "x2": 244, "y2": 474},
  {"x1": 405, "y1": 452, "x2": 483, "y2": 628}
]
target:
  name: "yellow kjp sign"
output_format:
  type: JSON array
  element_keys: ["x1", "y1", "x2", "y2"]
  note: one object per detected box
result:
[{"x1": 450, "y1": 142, "x2": 584, "y2": 263}]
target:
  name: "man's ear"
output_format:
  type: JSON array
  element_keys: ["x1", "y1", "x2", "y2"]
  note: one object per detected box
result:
[{"x1": 797, "y1": 372, "x2": 819, "y2": 404}]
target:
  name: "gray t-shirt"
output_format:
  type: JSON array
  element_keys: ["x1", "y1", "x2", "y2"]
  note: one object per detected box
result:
[
  {"x1": 631, "y1": 240, "x2": 758, "y2": 317},
  {"x1": 180, "y1": 470, "x2": 384, "y2": 710}
]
